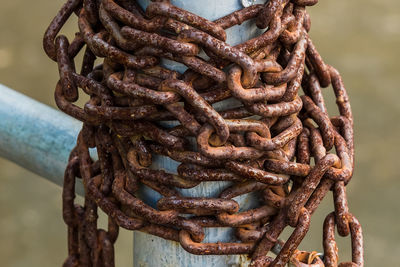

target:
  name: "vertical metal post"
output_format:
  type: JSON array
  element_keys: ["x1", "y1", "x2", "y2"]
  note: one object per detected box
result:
[{"x1": 133, "y1": 1, "x2": 267, "y2": 266}]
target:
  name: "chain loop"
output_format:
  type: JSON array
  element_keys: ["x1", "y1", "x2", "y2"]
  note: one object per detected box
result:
[{"x1": 44, "y1": 0, "x2": 363, "y2": 266}]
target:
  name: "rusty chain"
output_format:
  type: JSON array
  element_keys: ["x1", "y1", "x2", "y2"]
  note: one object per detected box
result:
[{"x1": 44, "y1": 0, "x2": 364, "y2": 266}]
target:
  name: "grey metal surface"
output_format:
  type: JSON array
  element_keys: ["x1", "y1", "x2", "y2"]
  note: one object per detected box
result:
[{"x1": 0, "y1": 84, "x2": 81, "y2": 186}]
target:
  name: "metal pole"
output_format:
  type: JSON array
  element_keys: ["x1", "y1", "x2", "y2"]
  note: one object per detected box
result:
[
  {"x1": 133, "y1": 1, "x2": 267, "y2": 266},
  {"x1": 0, "y1": 84, "x2": 82, "y2": 188}
]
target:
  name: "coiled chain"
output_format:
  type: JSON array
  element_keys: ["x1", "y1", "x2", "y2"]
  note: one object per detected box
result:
[{"x1": 44, "y1": 0, "x2": 364, "y2": 266}]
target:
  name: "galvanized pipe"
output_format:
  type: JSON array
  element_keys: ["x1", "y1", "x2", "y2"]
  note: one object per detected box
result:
[
  {"x1": 0, "y1": 84, "x2": 81, "y2": 187},
  {"x1": 133, "y1": 1, "x2": 267, "y2": 266}
]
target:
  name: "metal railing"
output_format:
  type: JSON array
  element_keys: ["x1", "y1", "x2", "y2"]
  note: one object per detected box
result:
[{"x1": 0, "y1": 84, "x2": 81, "y2": 187}]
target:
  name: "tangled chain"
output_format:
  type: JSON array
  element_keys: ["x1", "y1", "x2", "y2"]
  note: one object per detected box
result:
[{"x1": 44, "y1": 0, "x2": 364, "y2": 266}]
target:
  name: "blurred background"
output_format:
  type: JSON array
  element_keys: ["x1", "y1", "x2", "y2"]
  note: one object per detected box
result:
[{"x1": 0, "y1": 0, "x2": 399, "y2": 266}]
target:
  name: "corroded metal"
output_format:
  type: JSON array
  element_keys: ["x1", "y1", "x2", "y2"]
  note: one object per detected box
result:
[{"x1": 43, "y1": 0, "x2": 364, "y2": 266}]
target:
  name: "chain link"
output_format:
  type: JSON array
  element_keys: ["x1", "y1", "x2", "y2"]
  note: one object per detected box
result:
[{"x1": 44, "y1": 0, "x2": 364, "y2": 266}]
